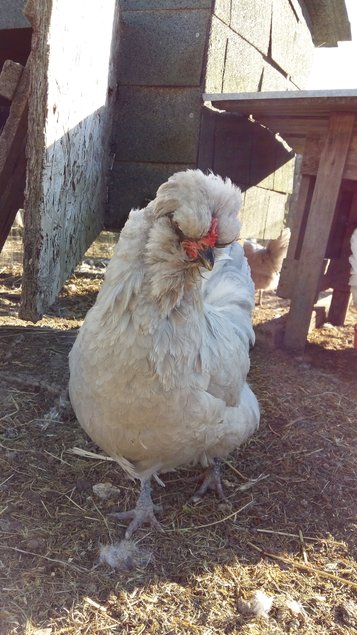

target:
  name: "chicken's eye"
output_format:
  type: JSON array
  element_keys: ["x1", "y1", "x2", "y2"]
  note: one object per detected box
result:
[{"x1": 169, "y1": 217, "x2": 186, "y2": 242}]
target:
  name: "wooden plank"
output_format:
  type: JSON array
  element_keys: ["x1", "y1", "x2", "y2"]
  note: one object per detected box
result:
[
  {"x1": 301, "y1": 133, "x2": 357, "y2": 181},
  {"x1": 327, "y1": 190, "x2": 357, "y2": 324},
  {"x1": 212, "y1": 114, "x2": 254, "y2": 186},
  {"x1": 281, "y1": 136, "x2": 305, "y2": 154},
  {"x1": 253, "y1": 116, "x2": 329, "y2": 137},
  {"x1": 277, "y1": 257, "x2": 298, "y2": 298},
  {"x1": 0, "y1": 59, "x2": 29, "y2": 254},
  {"x1": 0, "y1": 60, "x2": 23, "y2": 101},
  {"x1": 277, "y1": 174, "x2": 315, "y2": 297},
  {"x1": 203, "y1": 90, "x2": 357, "y2": 120},
  {"x1": 197, "y1": 106, "x2": 216, "y2": 172},
  {"x1": 283, "y1": 112, "x2": 355, "y2": 350},
  {"x1": 20, "y1": 0, "x2": 119, "y2": 322},
  {"x1": 301, "y1": 135, "x2": 325, "y2": 174},
  {"x1": 328, "y1": 289, "x2": 351, "y2": 324}
]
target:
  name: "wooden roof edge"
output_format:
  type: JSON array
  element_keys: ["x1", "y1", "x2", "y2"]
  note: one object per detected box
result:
[{"x1": 203, "y1": 89, "x2": 357, "y2": 103}]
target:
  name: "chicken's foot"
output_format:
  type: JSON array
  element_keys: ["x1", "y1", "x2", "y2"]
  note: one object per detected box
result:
[
  {"x1": 110, "y1": 479, "x2": 163, "y2": 539},
  {"x1": 192, "y1": 459, "x2": 225, "y2": 502}
]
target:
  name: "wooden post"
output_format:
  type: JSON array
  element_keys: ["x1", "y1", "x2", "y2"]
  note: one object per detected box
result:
[
  {"x1": 0, "y1": 60, "x2": 28, "y2": 254},
  {"x1": 328, "y1": 190, "x2": 357, "y2": 324},
  {"x1": 277, "y1": 173, "x2": 315, "y2": 298},
  {"x1": 283, "y1": 112, "x2": 355, "y2": 351}
]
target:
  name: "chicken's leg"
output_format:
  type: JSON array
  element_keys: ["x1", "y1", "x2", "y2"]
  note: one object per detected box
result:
[
  {"x1": 192, "y1": 459, "x2": 225, "y2": 502},
  {"x1": 110, "y1": 479, "x2": 162, "y2": 539}
]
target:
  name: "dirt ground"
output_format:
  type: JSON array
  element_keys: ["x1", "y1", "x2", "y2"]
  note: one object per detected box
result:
[{"x1": 0, "y1": 253, "x2": 356, "y2": 635}]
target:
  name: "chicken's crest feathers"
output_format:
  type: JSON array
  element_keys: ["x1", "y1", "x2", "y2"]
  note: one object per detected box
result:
[{"x1": 153, "y1": 169, "x2": 241, "y2": 245}]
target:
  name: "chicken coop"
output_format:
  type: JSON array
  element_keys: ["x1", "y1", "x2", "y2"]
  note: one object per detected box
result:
[{"x1": 0, "y1": 0, "x2": 353, "y2": 338}]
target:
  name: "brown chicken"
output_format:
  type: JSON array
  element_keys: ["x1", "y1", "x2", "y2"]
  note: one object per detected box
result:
[{"x1": 243, "y1": 228, "x2": 291, "y2": 304}]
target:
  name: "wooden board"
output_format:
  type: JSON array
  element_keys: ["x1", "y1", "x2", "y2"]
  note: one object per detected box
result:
[
  {"x1": 0, "y1": 60, "x2": 23, "y2": 101},
  {"x1": 20, "y1": 0, "x2": 119, "y2": 321},
  {"x1": 277, "y1": 173, "x2": 315, "y2": 298},
  {"x1": 0, "y1": 59, "x2": 28, "y2": 254},
  {"x1": 283, "y1": 112, "x2": 355, "y2": 350},
  {"x1": 204, "y1": 90, "x2": 357, "y2": 119},
  {"x1": 327, "y1": 190, "x2": 357, "y2": 324},
  {"x1": 302, "y1": 134, "x2": 357, "y2": 181}
]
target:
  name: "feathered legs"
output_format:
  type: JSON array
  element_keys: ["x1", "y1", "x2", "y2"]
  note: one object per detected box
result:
[
  {"x1": 110, "y1": 479, "x2": 162, "y2": 539},
  {"x1": 192, "y1": 458, "x2": 225, "y2": 502}
]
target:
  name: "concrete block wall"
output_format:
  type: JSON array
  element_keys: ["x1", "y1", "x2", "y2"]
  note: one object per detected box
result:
[
  {"x1": 206, "y1": 0, "x2": 314, "y2": 93},
  {"x1": 107, "y1": 0, "x2": 315, "y2": 233},
  {"x1": 202, "y1": 0, "x2": 314, "y2": 239},
  {"x1": 106, "y1": 0, "x2": 214, "y2": 227}
]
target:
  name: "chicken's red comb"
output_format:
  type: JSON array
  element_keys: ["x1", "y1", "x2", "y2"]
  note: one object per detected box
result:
[
  {"x1": 182, "y1": 217, "x2": 218, "y2": 259},
  {"x1": 201, "y1": 216, "x2": 218, "y2": 249}
]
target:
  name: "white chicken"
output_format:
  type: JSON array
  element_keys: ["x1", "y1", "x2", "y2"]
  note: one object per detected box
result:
[
  {"x1": 243, "y1": 228, "x2": 291, "y2": 304},
  {"x1": 349, "y1": 228, "x2": 357, "y2": 305},
  {"x1": 69, "y1": 169, "x2": 260, "y2": 538}
]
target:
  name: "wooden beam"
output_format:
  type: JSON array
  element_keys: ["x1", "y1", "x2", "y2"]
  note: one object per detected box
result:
[
  {"x1": 302, "y1": 134, "x2": 357, "y2": 181},
  {"x1": 328, "y1": 190, "x2": 357, "y2": 324},
  {"x1": 0, "y1": 60, "x2": 23, "y2": 101},
  {"x1": 0, "y1": 60, "x2": 28, "y2": 254},
  {"x1": 253, "y1": 116, "x2": 329, "y2": 137},
  {"x1": 277, "y1": 173, "x2": 315, "y2": 298},
  {"x1": 283, "y1": 112, "x2": 355, "y2": 350},
  {"x1": 197, "y1": 106, "x2": 216, "y2": 172},
  {"x1": 204, "y1": 90, "x2": 357, "y2": 120}
]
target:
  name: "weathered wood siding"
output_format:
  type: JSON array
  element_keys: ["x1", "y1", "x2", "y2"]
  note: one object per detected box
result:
[{"x1": 20, "y1": 0, "x2": 119, "y2": 321}]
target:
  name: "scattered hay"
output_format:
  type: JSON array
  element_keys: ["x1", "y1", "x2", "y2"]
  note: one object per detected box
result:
[{"x1": 0, "y1": 272, "x2": 356, "y2": 634}]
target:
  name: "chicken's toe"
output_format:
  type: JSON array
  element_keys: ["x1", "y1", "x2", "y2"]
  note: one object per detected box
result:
[
  {"x1": 110, "y1": 479, "x2": 163, "y2": 539},
  {"x1": 192, "y1": 459, "x2": 225, "y2": 502}
]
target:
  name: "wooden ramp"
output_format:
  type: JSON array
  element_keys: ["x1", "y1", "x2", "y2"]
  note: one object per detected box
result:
[{"x1": 204, "y1": 90, "x2": 357, "y2": 351}]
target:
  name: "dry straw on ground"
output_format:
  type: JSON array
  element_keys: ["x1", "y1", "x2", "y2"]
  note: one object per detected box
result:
[{"x1": 0, "y1": 254, "x2": 356, "y2": 635}]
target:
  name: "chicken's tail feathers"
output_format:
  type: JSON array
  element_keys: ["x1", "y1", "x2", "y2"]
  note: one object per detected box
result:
[
  {"x1": 349, "y1": 228, "x2": 357, "y2": 305},
  {"x1": 266, "y1": 227, "x2": 291, "y2": 255},
  {"x1": 266, "y1": 227, "x2": 291, "y2": 267}
]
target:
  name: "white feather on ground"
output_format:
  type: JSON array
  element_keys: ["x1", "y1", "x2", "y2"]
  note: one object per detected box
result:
[
  {"x1": 99, "y1": 541, "x2": 152, "y2": 570},
  {"x1": 237, "y1": 590, "x2": 273, "y2": 618},
  {"x1": 69, "y1": 169, "x2": 260, "y2": 538},
  {"x1": 243, "y1": 228, "x2": 290, "y2": 302},
  {"x1": 349, "y1": 228, "x2": 357, "y2": 305}
]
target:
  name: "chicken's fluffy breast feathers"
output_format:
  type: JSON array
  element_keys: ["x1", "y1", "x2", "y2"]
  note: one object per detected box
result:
[{"x1": 69, "y1": 169, "x2": 259, "y2": 481}]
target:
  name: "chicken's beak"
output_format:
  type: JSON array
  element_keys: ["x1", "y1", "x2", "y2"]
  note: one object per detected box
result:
[{"x1": 197, "y1": 246, "x2": 215, "y2": 270}]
